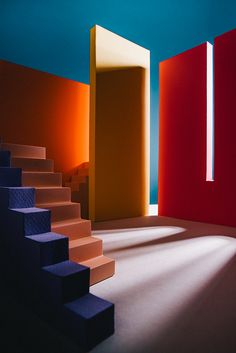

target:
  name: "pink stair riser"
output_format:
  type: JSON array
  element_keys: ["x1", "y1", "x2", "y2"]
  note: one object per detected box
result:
[
  {"x1": 51, "y1": 218, "x2": 91, "y2": 239},
  {"x1": 69, "y1": 237, "x2": 103, "y2": 262},
  {"x1": 1, "y1": 143, "x2": 46, "y2": 159},
  {"x1": 22, "y1": 172, "x2": 62, "y2": 187},
  {"x1": 35, "y1": 187, "x2": 71, "y2": 204},
  {"x1": 12, "y1": 157, "x2": 54, "y2": 172},
  {"x1": 37, "y1": 202, "x2": 81, "y2": 222}
]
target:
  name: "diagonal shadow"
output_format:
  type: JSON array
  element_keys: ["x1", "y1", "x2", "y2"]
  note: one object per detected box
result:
[{"x1": 93, "y1": 215, "x2": 236, "y2": 255}]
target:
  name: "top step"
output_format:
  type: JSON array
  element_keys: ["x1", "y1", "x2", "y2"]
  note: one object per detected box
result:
[{"x1": 0, "y1": 143, "x2": 46, "y2": 159}]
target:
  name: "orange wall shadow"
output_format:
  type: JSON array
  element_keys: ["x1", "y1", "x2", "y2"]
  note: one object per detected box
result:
[
  {"x1": 94, "y1": 67, "x2": 146, "y2": 220},
  {"x1": 0, "y1": 60, "x2": 89, "y2": 179}
]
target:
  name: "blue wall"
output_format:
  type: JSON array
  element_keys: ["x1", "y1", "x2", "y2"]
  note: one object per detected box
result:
[{"x1": 1, "y1": 0, "x2": 236, "y2": 203}]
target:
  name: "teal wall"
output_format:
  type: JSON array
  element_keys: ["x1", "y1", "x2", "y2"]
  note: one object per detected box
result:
[{"x1": 1, "y1": 0, "x2": 236, "y2": 203}]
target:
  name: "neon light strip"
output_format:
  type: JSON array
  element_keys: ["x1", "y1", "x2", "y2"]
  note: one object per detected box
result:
[{"x1": 206, "y1": 42, "x2": 214, "y2": 181}]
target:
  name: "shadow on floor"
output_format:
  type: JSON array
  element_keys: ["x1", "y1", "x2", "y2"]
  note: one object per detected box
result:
[
  {"x1": 92, "y1": 215, "x2": 236, "y2": 235},
  {"x1": 92, "y1": 215, "x2": 236, "y2": 253}
]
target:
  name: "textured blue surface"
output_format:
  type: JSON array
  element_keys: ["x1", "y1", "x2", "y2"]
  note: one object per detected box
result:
[
  {"x1": 65, "y1": 293, "x2": 114, "y2": 319},
  {"x1": 2, "y1": 0, "x2": 236, "y2": 202},
  {"x1": 11, "y1": 207, "x2": 47, "y2": 213},
  {"x1": 43, "y1": 259, "x2": 88, "y2": 277},
  {"x1": 9, "y1": 207, "x2": 51, "y2": 235},
  {"x1": 0, "y1": 187, "x2": 35, "y2": 208},
  {"x1": 25, "y1": 232, "x2": 69, "y2": 266},
  {"x1": 0, "y1": 165, "x2": 115, "y2": 349},
  {"x1": 27, "y1": 231, "x2": 67, "y2": 243},
  {"x1": 63, "y1": 293, "x2": 115, "y2": 349},
  {"x1": 42, "y1": 260, "x2": 90, "y2": 304}
]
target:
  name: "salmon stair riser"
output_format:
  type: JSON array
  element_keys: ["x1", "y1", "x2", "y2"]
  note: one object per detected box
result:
[
  {"x1": 37, "y1": 202, "x2": 81, "y2": 222},
  {"x1": 0, "y1": 146, "x2": 114, "y2": 350},
  {"x1": 52, "y1": 219, "x2": 92, "y2": 239},
  {"x1": 1, "y1": 143, "x2": 46, "y2": 159},
  {"x1": 1, "y1": 142, "x2": 115, "y2": 285},
  {"x1": 12, "y1": 157, "x2": 54, "y2": 172},
  {"x1": 35, "y1": 187, "x2": 71, "y2": 204},
  {"x1": 22, "y1": 172, "x2": 62, "y2": 187},
  {"x1": 69, "y1": 237, "x2": 103, "y2": 262}
]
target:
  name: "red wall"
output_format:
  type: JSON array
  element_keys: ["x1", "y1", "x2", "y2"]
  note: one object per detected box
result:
[
  {"x1": 0, "y1": 60, "x2": 89, "y2": 178},
  {"x1": 159, "y1": 29, "x2": 236, "y2": 227}
]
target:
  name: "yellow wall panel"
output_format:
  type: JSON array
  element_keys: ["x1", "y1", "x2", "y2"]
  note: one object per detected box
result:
[{"x1": 90, "y1": 25, "x2": 150, "y2": 221}]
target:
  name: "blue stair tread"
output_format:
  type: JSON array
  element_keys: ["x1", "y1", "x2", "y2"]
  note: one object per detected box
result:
[
  {"x1": 26, "y1": 232, "x2": 67, "y2": 243},
  {"x1": 43, "y1": 260, "x2": 88, "y2": 277},
  {"x1": 65, "y1": 293, "x2": 114, "y2": 320},
  {"x1": 2, "y1": 186, "x2": 33, "y2": 190},
  {"x1": 11, "y1": 207, "x2": 48, "y2": 214}
]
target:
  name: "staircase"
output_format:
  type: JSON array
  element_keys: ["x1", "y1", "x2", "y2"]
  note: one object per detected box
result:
[
  {"x1": 1, "y1": 142, "x2": 115, "y2": 285},
  {"x1": 0, "y1": 148, "x2": 114, "y2": 351}
]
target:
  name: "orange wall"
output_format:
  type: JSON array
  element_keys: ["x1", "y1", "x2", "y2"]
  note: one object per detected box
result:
[{"x1": 0, "y1": 60, "x2": 89, "y2": 178}]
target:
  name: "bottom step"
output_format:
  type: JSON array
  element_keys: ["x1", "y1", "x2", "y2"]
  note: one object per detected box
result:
[
  {"x1": 80, "y1": 256, "x2": 115, "y2": 286},
  {"x1": 63, "y1": 293, "x2": 114, "y2": 350}
]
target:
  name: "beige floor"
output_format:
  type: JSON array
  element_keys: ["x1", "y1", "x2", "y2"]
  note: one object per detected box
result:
[{"x1": 91, "y1": 215, "x2": 236, "y2": 353}]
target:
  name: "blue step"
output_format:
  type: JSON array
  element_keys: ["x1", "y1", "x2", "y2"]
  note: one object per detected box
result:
[
  {"x1": 0, "y1": 150, "x2": 11, "y2": 167},
  {"x1": 9, "y1": 207, "x2": 51, "y2": 236},
  {"x1": 42, "y1": 260, "x2": 89, "y2": 306},
  {"x1": 25, "y1": 232, "x2": 69, "y2": 267},
  {"x1": 0, "y1": 187, "x2": 35, "y2": 209},
  {"x1": 63, "y1": 293, "x2": 115, "y2": 350},
  {"x1": 0, "y1": 144, "x2": 115, "y2": 348},
  {"x1": 0, "y1": 167, "x2": 21, "y2": 187}
]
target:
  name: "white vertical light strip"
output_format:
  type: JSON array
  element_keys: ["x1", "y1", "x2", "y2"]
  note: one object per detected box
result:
[
  {"x1": 148, "y1": 204, "x2": 158, "y2": 216},
  {"x1": 206, "y1": 42, "x2": 214, "y2": 181}
]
